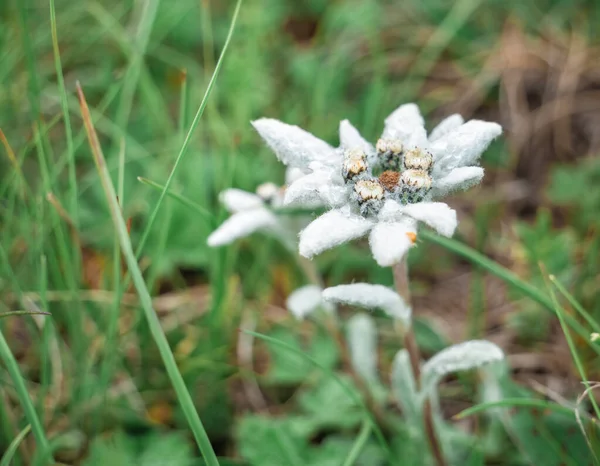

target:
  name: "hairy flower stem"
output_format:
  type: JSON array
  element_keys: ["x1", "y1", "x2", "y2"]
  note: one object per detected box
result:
[
  {"x1": 393, "y1": 259, "x2": 447, "y2": 466},
  {"x1": 297, "y1": 256, "x2": 389, "y2": 429}
]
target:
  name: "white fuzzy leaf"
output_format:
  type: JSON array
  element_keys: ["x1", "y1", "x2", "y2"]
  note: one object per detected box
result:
[
  {"x1": 252, "y1": 118, "x2": 335, "y2": 168},
  {"x1": 382, "y1": 103, "x2": 427, "y2": 148},
  {"x1": 347, "y1": 313, "x2": 379, "y2": 383},
  {"x1": 322, "y1": 283, "x2": 411, "y2": 325},
  {"x1": 421, "y1": 340, "x2": 504, "y2": 398},
  {"x1": 432, "y1": 166, "x2": 484, "y2": 198},
  {"x1": 207, "y1": 209, "x2": 278, "y2": 247},
  {"x1": 369, "y1": 221, "x2": 415, "y2": 267},
  {"x1": 339, "y1": 120, "x2": 375, "y2": 155},
  {"x1": 298, "y1": 208, "x2": 374, "y2": 258},
  {"x1": 401, "y1": 202, "x2": 457, "y2": 238},
  {"x1": 391, "y1": 349, "x2": 421, "y2": 423},
  {"x1": 286, "y1": 285, "x2": 330, "y2": 320},
  {"x1": 428, "y1": 114, "x2": 464, "y2": 142},
  {"x1": 431, "y1": 120, "x2": 502, "y2": 177},
  {"x1": 220, "y1": 189, "x2": 264, "y2": 213}
]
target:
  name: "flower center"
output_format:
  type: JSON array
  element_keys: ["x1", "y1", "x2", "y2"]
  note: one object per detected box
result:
[{"x1": 378, "y1": 170, "x2": 400, "y2": 191}]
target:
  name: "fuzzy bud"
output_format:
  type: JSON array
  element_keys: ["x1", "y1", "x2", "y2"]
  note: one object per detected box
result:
[
  {"x1": 375, "y1": 138, "x2": 404, "y2": 172},
  {"x1": 398, "y1": 169, "x2": 432, "y2": 204},
  {"x1": 342, "y1": 148, "x2": 368, "y2": 182},
  {"x1": 403, "y1": 148, "x2": 433, "y2": 173},
  {"x1": 354, "y1": 179, "x2": 385, "y2": 217}
]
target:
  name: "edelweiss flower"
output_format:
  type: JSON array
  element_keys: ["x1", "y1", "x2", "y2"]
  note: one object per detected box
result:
[
  {"x1": 253, "y1": 104, "x2": 502, "y2": 267},
  {"x1": 207, "y1": 167, "x2": 305, "y2": 248}
]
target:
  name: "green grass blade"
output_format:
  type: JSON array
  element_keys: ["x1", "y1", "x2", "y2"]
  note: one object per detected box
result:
[
  {"x1": 544, "y1": 273, "x2": 600, "y2": 422},
  {"x1": 420, "y1": 231, "x2": 600, "y2": 356},
  {"x1": 454, "y1": 398, "x2": 576, "y2": 420},
  {"x1": 342, "y1": 419, "x2": 372, "y2": 466},
  {"x1": 549, "y1": 275, "x2": 600, "y2": 334},
  {"x1": 137, "y1": 176, "x2": 212, "y2": 220},
  {"x1": 114, "y1": 0, "x2": 161, "y2": 131},
  {"x1": 133, "y1": 0, "x2": 243, "y2": 260},
  {"x1": 49, "y1": 0, "x2": 78, "y2": 230},
  {"x1": 0, "y1": 311, "x2": 51, "y2": 318},
  {"x1": 97, "y1": 139, "x2": 127, "y2": 409},
  {"x1": 0, "y1": 330, "x2": 52, "y2": 463},
  {"x1": 0, "y1": 424, "x2": 31, "y2": 466},
  {"x1": 77, "y1": 83, "x2": 220, "y2": 466}
]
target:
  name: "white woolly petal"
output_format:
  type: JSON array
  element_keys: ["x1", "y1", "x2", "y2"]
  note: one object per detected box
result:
[
  {"x1": 284, "y1": 171, "x2": 348, "y2": 208},
  {"x1": 207, "y1": 209, "x2": 278, "y2": 247},
  {"x1": 219, "y1": 189, "x2": 264, "y2": 213},
  {"x1": 285, "y1": 166, "x2": 307, "y2": 185},
  {"x1": 421, "y1": 340, "x2": 504, "y2": 398},
  {"x1": 339, "y1": 120, "x2": 375, "y2": 155},
  {"x1": 369, "y1": 221, "x2": 416, "y2": 267},
  {"x1": 319, "y1": 185, "x2": 350, "y2": 208},
  {"x1": 382, "y1": 103, "x2": 427, "y2": 148},
  {"x1": 401, "y1": 202, "x2": 457, "y2": 238},
  {"x1": 347, "y1": 314, "x2": 379, "y2": 383},
  {"x1": 432, "y1": 166, "x2": 484, "y2": 198},
  {"x1": 431, "y1": 120, "x2": 502, "y2": 177},
  {"x1": 391, "y1": 350, "x2": 420, "y2": 422},
  {"x1": 252, "y1": 118, "x2": 335, "y2": 168},
  {"x1": 298, "y1": 209, "x2": 374, "y2": 258},
  {"x1": 428, "y1": 114, "x2": 464, "y2": 142},
  {"x1": 322, "y1": 283, "x2": 411, "y2": 325},
  {"x1": 284, "y1": 172, "x2": 329, "y2": 206},
  {"x1": 286, "y1": 285, "x2": 331, "y2": 320}
]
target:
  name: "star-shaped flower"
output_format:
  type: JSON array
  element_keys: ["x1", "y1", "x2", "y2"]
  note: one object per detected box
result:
[
  {"x1": 207, "y1": 167, "x2": 305, "y2": 248},
  {"x1": 252, "y1": 104, "x2": 502, "y2": 267}
]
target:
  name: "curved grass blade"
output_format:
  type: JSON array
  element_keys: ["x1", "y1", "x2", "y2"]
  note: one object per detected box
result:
[
  {"x1": 0, "y1": 331, "x2": 52, "y2": 463},
  {"x1": 134, "y1": 0, "x2": 243, "y2": 259},
  {"x1": 342, "y1": 419, "x2": 372, "y2": 466},
  {"x1": 0, "y1": 245, "x2": 53, "y2": 464},
  {"x1": 77, "y1": 83, "x2": 220, "y2": 466},
  {"x1": 455, "y1": 398, "x2": 577, "y2": 420},
  {"x1": 0, "y1": 424, "x2": 31, "y2": 466},
  {"x1": 543, "y1": 273, "x2": 600, "y2": 423}
]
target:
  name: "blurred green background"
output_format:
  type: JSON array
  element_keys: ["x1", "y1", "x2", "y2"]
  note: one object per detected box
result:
[{"x1": 1, "y1": 0, "x2": 600, "y2": 464}]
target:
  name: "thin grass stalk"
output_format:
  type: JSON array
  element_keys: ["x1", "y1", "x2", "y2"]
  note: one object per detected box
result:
[
  {"x1": 77, "y1": 83, "x2": 220, "y2": 466},
  {"x1": 49, "y1": 0, "x2": 79, "y2": 231},
  {"x1": 0, "y1": 329, "x2": 52, "y2": 464},
  {"x1": 392, "y1": 259, "x2": 447, "y2": 466},
  {"x1": 133, "y1": 0, "x2": 243, "y2": 260},
  {"x1": 545, "y1": 275, "x2": 600, "y2": 422},
  {"x1": 341, "y1": 419, "x2": 372, "y2": 466},
  {"x1": 420, "y1": 230, "x2": 600, "y2": 357},
  {"x1": 0, "y1": 424, "x2": 31, "y2": 466}
]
